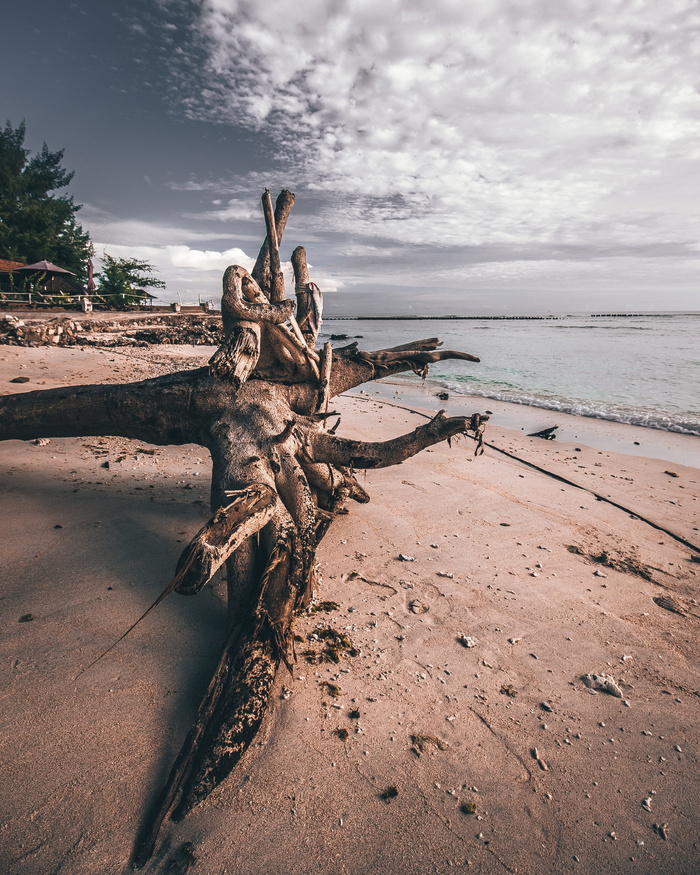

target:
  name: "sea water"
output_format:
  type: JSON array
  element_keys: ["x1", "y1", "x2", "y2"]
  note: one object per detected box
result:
[{"x1": 320, "y1": 313, "x2": 700, "y2": 437}]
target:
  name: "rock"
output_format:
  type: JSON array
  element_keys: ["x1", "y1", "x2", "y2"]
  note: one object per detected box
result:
[
  {"x1": 652, "y1": 822, "x2": 669, "y2": 840},
  {"x1": 2, "y1": 313, "x2": 223, "y2": 348},
  {"x1": 397, "y1": 554, "x2": 415, "y2": 562},
  {"x1": 457, "y1": 634, "x2": 478, "y2": 648},
  {"x1": 409, "y1": 599, "x2": 428, "y2": 614},
  {"x1": 582, "y1": 673, "x2": 623, "y2": 698},
  {"x1": 531, "y1": 747, "x2": 549, "y2": 770},
  {"x1": 10, "y1": 376, "x2": 30, "y2": 383}
]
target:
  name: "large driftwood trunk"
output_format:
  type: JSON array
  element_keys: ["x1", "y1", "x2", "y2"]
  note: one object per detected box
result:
[{"x1": 0, "y1": 190, "x2": 488, "y2": 867}]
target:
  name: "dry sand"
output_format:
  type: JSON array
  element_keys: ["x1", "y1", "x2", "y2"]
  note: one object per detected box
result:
[{"x1": 1, "y1": 344, "x2": 698, "y2": 875}]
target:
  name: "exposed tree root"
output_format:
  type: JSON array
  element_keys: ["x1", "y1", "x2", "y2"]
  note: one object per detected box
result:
[{"x1": 0, "y1": 189, "x2": 489, "y2": 867}]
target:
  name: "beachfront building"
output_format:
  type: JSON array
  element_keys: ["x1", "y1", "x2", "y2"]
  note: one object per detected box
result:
[
  {"x1": 0, "y1": 259, "x2": 82, "y2": 306},
  {"x1": 0, "y1": 260, "x2": 162, "y2": 309}
]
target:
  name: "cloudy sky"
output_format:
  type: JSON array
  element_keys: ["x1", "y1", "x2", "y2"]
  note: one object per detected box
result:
[{"x1": 4, "y1": 0, "x2": 700, "y2": 313}]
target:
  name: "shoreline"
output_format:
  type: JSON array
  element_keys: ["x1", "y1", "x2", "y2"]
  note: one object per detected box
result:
[
  {"x1": 359, "y1": 376, "x2": 700, "y2": 469},
  {"x1": 3, "y1": 310, "x2": 698, "y2": 449},
  {"x1": 318, "y1": 313, "x2": 700, "y2": 445}
]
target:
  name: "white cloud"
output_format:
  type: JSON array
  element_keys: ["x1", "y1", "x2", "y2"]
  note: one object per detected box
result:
[
  {"x1": 173, "y1": 0, "x2": 700, "y2": 259},
  {"x1": 95, "y1": 242, "x2": 253, "y2": 271}
]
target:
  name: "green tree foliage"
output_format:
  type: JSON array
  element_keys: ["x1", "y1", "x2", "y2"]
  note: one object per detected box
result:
[
  {"x1": 97, "y1": 254, "x2": 165, "y2": 307},
  {"x1": 0, "y1": 121, "x2": 92, "y2": 282}
]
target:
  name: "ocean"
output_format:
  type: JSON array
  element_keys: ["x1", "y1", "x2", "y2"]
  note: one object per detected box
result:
[{"x1": 320, "y1": 313, "x2": 700, "y2": 437}]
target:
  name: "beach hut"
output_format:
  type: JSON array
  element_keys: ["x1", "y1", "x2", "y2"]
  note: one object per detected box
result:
[{"x1": 13, "y1": 261, "x2": 81, "y2": 296}]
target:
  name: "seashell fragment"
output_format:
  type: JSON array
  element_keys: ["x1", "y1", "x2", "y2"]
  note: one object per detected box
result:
[{"x1": 582, "y1": 673, "x2": 623, "y2": 698}]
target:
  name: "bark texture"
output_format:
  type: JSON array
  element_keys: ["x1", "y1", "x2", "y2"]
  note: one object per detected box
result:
[{"x1": 0, "y1": 190, "x2": 488, "y2": 867}]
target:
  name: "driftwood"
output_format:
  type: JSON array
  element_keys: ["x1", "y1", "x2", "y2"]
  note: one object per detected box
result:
[
  {"x1": 528, "y1": 425, "x2": 558, "y2": 440},
  {"x1": 0, "y1": 189, "x2": 488, "y2": 867}
]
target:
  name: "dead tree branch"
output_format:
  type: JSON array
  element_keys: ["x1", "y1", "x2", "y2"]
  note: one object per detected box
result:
[
  {"x1": 312, "y1": 410, "x2": 487, "y2": 468},
  {"x1": 251, "y1": 189, "x2": 295, "y2": 295}
]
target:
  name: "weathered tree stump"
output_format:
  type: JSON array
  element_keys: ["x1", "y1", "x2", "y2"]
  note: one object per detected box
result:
[{"x1": 0, "y1": 190, "x2": 488, "y2": 867}]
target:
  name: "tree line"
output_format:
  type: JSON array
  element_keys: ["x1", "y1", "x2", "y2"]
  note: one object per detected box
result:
[{"x1": 0, "y1": 121, "x2": 163, "y2": 306}]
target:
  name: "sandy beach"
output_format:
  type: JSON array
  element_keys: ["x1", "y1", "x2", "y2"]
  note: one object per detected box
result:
[{"x1": 1, "y1": 343, "x2": 698, "y2": 874}]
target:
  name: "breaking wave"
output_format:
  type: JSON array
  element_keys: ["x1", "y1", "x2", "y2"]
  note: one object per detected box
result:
[{"x1": 439, "y1": 380, "x2": 700, "y2": 436}]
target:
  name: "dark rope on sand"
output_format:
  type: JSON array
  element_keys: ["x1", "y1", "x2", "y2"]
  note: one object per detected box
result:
[
  {"x1": 484, "y1": 441, "x2": 700, "y2": 555},
  {"x1": 348, "y1": 393, "x2": 700, "y2": 556}
]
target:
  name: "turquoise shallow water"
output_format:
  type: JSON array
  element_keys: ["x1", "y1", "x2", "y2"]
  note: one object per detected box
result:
[{"x1": 321, "y1": 313, "x2": 700, "y2": 436}]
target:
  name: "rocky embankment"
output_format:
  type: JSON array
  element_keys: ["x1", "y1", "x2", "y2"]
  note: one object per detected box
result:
[{"x1": 0, "y1": 312, "x2": 223, "y2": 347}]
